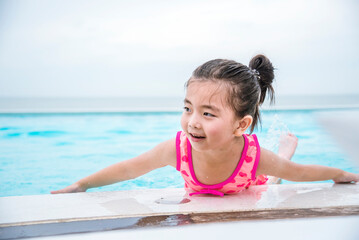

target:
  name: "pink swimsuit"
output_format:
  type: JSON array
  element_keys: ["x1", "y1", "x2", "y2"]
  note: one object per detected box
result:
[{"x1": 176, "y1": 131, "x2": 268, "y2": 196}]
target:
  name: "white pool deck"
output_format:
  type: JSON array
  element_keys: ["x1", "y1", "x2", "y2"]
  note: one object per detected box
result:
[
  {"x1": 1, "y1": 98, "x2": 359, "y2": 239},
  {"x1": 1, "y1": 183, "x2": 359, "y2": 239}
]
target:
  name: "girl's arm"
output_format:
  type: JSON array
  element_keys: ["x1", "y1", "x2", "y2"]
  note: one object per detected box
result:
[
  {"x1": 51, "y1": 138, "x2": 177, "y2": 194},
  {"x1": 256, "y1": 148, "x2": 359, "y2": 183}
]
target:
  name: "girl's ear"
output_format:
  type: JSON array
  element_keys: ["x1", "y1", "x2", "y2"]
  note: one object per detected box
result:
[{"x1": 234, "y1": 115, "x2": 253, "y2": 136}]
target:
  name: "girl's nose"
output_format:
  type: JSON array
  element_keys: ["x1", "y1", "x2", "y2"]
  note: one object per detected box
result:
[{"x1": 188, "y1": 114, "x2": 201, "y2": 129}]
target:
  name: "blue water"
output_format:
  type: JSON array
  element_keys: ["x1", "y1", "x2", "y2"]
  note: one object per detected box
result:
[{"x1": 0, "y1": 111, "x2": 358, "y2": 197}]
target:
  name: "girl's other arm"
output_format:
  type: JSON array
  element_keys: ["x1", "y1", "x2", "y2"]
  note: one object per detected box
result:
[
  {"x1": 257, "y1": 148, "x2": 359, "y2": 183},
  {"x1": 51, "y1": 138, "x2": 177, "y2": 194}
]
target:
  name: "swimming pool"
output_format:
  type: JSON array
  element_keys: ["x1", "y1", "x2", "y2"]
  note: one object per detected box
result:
[{"x1": 0, "y1": 110, "x2": 357, "y2": 197}]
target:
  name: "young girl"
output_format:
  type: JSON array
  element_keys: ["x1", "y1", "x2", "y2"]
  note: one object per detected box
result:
[{"x1": 51, "y1": 55, "x2": 359, "y2": 196}]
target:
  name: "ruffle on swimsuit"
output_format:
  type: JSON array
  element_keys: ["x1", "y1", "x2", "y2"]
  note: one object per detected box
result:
[{"x1": 176, "y1": 131, "x2": 268, "y2": 196}]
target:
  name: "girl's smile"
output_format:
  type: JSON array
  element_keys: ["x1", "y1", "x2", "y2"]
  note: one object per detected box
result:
[{"x1": 188, "y1": 132, "x2": 206, "y2": 142}]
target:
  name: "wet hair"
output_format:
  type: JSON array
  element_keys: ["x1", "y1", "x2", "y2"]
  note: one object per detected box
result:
[{"x1": 186, "y1": 54, "x2": 275, "y2": 133}]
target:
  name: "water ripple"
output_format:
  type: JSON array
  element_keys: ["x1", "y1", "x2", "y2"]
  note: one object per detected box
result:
[
  {"x1": 0, "y1": 127, "x2": 18, "y2": 131},
  {"x1": 28, "y1": 131, "x2": 66, "y2": 137},
  {"x1": 55, "y1": 142, "x2": 73, "y2": 146},
  {"x1": 4, "y1": 133, "x2": 22, "y2": 138},
  {"x1": 108, "y1": 130, "x2": 133, "y2": 135}
]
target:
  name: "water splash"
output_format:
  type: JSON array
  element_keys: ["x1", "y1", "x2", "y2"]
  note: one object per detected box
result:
[{"x1": 262, "y1": 114, "x2": 291, "y2": 152}]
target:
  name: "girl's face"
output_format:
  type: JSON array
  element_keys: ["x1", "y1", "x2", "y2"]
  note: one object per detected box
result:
[{"x1": 181, "y1": 80, "x2": 242, "y2": 152}]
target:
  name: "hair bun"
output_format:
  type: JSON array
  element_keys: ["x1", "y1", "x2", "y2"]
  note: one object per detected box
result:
[{"x1": 249, "y1": 54, "x2": 275, "y2": 105}]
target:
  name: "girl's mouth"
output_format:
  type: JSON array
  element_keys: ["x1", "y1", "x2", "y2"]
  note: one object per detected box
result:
[{"x1": 189, "y1": 133, "x2": 205, "y2": 142}]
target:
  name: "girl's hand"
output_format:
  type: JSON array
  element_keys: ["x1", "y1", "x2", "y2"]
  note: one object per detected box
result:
[
  {"x1": 333, "y1": 171, "x2": 359, "y2": 183},
  {"x1": 51, "y1": 182, "x2": 87, "y2": 194}
]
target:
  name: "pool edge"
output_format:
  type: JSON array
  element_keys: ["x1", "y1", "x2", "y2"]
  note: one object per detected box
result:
[{"x1": 1, "y1": 183, "x2": 359, "y2": 239}]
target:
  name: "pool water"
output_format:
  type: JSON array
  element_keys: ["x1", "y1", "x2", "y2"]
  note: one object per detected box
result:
[{"x1": 0, "y1": 110, "x2": 357, "y2": 197}]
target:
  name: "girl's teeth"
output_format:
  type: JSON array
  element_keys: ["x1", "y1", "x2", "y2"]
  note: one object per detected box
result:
[{"x1": 191, "y1": 134, "x2": 204, "y2": 138}]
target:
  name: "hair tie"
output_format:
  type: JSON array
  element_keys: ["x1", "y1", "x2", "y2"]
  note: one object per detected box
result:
[{"x1": 250, "y1": 69, "x2": 261, "y2": 80}]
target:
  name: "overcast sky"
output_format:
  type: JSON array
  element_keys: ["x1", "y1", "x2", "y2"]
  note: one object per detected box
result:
[{"x1": 0, "y1": 0, "x2": 358, "y2": 98}]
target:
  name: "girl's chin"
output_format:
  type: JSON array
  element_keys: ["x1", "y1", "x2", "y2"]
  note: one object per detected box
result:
[{"x1": 188, "y1": 138, "x2": 211, "y2": 152}]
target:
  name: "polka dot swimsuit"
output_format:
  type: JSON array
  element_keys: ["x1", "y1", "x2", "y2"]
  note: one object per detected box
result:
[{"x1": 176, "y1": 131, "x2": 268, "y2": 196}]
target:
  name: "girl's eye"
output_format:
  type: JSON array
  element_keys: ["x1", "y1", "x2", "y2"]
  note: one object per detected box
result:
[
  {"x1": 183, "y1": 107, "x2": 191, "y2": 112},
  {"x1": 203, "y1": 112, "x2": 215, "y2": 117}
]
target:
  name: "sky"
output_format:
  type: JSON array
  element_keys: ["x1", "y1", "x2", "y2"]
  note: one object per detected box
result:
[{"x1": 0, "y1": 0, "x2": 358, "y2": 98}]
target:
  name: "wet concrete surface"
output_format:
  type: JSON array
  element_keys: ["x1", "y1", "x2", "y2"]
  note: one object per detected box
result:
[{"x1": 1, "y1": 183, "x2": 358, "y2": 239}]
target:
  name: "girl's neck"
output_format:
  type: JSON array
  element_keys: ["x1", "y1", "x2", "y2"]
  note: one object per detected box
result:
[
  {"x1": 193, "y1": 135, "x2": 245, "y2": 166},
  {"x1": 191, "y1": 135, "x2": 245, "y2": 185}
]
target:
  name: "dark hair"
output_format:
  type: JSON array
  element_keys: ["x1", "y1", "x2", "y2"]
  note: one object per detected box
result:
[{"x1": 186, "y1": 54, "x2": 275, "y2": 133}]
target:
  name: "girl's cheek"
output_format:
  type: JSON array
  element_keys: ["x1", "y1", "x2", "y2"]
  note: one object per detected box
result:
[
  {"x1": 206, "y1": 122, "x2": 222, "y2": 136},
  {"x1": 180, "y1": 114, "x2": 187, "y2": 131}
]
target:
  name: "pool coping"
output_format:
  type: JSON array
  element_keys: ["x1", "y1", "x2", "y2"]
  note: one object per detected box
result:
[
  {"x1": 1, "y1": 183, "x2": 358, "y2": 239},
  {"x1": 1, "y1": 105, "x2": 359, "y2": 114},
  {"x1": 1, "y1": 95, "x2": 359, "y2": 113}
]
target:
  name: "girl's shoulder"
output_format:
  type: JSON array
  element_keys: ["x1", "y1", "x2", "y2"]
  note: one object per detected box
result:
[
  {"x1": 139, "y1": 136, "x2": 177, "y2": 170},
  {"x1": 156, "y1": 137, "x2": 177, "y2": 168}
]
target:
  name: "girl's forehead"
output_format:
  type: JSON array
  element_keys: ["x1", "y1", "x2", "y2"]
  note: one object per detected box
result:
[{"x1": 186, "y1": 81, "x2": 229, "y2": 107}]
